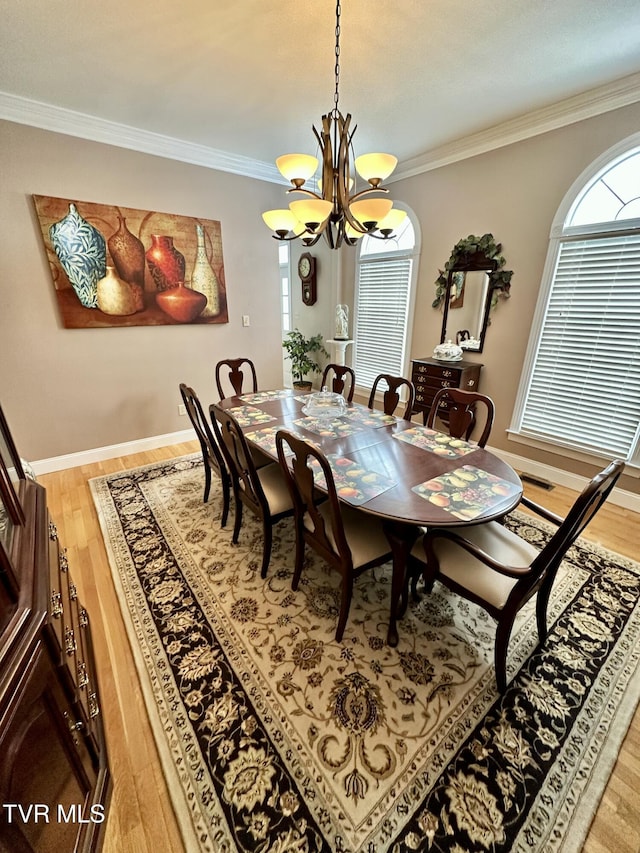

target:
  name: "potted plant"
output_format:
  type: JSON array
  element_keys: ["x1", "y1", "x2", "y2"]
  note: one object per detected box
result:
[{"x1": 282, "y1": 329, "x2": 329, "y2": 390}]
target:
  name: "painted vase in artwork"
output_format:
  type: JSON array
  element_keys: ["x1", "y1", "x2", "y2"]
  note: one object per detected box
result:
[
  {"x1": 156, "y1": 282, "x2": 207, "y2": 323},
  {"x1": 107, "y1": 215, "x2": 145, "y2": 310},
  {"x1": 190, "y1": 224, "x2": 221, "y2": 317},
  {"x1": 49, "y1": 203, "x2": 106, "y2": 308},
  {"x1": 145, "y1": 235, "x2": 185, "y2": 291},
  {"x1": 96, "y1": 266, "x2": 139, "y2": 316}
]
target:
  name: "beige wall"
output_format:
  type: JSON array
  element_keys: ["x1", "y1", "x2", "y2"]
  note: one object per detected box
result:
[
  {"x1": 393, "y1": 102, "x2": 640, "y2": 495},
  {"x1": 0, "y1": 121, "x2": 332, "y2": 459},
  {"x1": 1, "y1": 105, "x2": 639, "y2": 494}
]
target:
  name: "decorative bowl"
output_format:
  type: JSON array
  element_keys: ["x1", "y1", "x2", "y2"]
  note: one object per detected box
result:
[
  {"x1": 302, "y1": 387, "x2": 348, "y2": 420},
  {"x1": 433, "y1": 340, "x2": 463, "y2": 362}
]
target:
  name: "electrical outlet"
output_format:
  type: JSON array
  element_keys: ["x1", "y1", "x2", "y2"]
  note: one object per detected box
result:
[
  {"x1": 242, "y1": 314, "x2": 250, "y2": 327},
  {"x1": 178, "y1": 404, "x2": 187, "y2": 416}
]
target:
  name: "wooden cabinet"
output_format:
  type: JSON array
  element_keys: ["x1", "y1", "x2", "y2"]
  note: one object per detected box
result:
[
  {"x1": 0, "y1": 406, "x2": 110, "y2": 852},
  {"x1": 411, "y1": 357, "x2": 483, "y2": 423}
]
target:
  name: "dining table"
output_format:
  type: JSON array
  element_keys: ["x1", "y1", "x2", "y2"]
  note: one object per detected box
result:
[{"x1": 218, "y1": 388, "x2": 523, "y2": 646}]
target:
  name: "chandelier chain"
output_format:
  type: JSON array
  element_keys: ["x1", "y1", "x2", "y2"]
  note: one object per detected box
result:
[{"x1": 333, "y1": 0, "x2": 341, "y2": 114}]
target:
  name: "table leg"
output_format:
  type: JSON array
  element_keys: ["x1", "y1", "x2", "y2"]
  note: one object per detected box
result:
[{"x1": 383, "y1": 521, "x2": 420, "y2": 647}]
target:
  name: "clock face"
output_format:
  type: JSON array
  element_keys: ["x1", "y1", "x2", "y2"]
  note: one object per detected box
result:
[{"x1": 299, "y1": 256, "x2": 311, "y2": 279}]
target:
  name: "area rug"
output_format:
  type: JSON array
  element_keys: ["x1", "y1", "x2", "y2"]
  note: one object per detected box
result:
[{"x1": 90, "y1": 455, "x2": 640, "y2": 853}]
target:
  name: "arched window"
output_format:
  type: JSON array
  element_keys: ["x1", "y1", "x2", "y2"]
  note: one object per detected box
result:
[
  {"x1": 511, "y1": 136, "x2": 640, "y2": 465},
  {"x1": 353, "y1": 205, "x2": 421, "y2": 390}
]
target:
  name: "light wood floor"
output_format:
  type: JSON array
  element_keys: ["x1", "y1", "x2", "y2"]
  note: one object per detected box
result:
[{"x1": 37, "y1": 443, "x2": 640, "y2": 853}]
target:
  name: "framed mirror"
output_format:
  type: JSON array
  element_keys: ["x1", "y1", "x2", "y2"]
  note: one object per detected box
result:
[{"x1": 433, "y1": 234, "x2": 513, "y2": 354}]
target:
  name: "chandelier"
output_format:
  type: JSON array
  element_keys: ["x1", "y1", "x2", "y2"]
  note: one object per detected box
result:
[{"x1": 262, "y1": 1, "x2": 406, "y2": 250}]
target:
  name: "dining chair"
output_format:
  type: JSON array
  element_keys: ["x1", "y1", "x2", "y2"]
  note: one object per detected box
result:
[
  {"x1": 409, "y1": 459, "x2": 625, "y2": 692},
  {"x1": 179, "y1": 383, "x2": 231, "y2": 527},
  {"x1": 368, "y1": 374, "x2": 415, "y2": 420},
  {"x1": 215, "y1": 358, "x2": 258, "y2": 400},
  {"x1": 320, "y1": 363, "x2": 355, "y2": 402},
  {"x1": 209, "y1": 403, "x2": 294, "y2": 578},
  {"x1": 426, "y1": 387, "x2": 495, "y2": 447},
  {"x1": 276, "y1": 429, "x2": 393, "y2": 642}
]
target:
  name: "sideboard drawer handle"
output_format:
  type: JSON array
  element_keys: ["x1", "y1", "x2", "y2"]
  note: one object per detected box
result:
[
  {"x1": 467, "y1": 379, "x2": 476, "y2": 387},
  {"x1": 51, "y1": 591, "x2": 63, "y2": 619}
]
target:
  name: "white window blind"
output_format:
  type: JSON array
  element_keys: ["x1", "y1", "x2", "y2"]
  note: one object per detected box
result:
[
  {"x1": 520, "y1": 232, "x2": 640, "y2": 457},
  {"x1": 354, "y1": 256, "x2": 413, "y2": 389}
]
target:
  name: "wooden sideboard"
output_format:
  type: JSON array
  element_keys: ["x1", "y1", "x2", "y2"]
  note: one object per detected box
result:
[
  {"x1": 0, "y1": 407, "x2": 110, "y2": 852},
  {"x1": 411, "y1": 356, "x2": 483, "y2": 424}
]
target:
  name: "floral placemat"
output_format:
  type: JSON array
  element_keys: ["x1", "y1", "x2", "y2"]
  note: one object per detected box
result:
[
  {"x1": 293, "y1": 417, "x2": 368, "y2": 438},
  {"x1": 245, "y1": 426, "x2": 300, "y2": 457},
  {"x1": 239, "y1": 389, "x2": 293, "y2": 403},
  {"x1": 310, "y1": 455, "x2": 396, "y2": 505},
  {"x1": 393, "y1": 425, "x2": 475, "y2": 457},
  {"x1": 227, "y1": 405, "x2": 276, "y2": 426},
  {"x1": 412, "y1": 465, "x2": 521, "y2": 520},
  {"x1": 346, "y1": 407, "x2": 398, "y2": 428}
]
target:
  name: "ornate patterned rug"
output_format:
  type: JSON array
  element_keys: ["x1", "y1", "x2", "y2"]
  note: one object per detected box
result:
[{"x1": 90, "y1": 455, "x2": 640, "y2": 853}]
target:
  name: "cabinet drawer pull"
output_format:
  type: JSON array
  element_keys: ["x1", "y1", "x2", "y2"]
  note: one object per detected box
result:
[
  {"x1": 77, "y1": 661, "x2": 89, "y2": 688},
  {"x1": 79, "y1": 608, "x2": 89, "y2": 629},
  {"x1": 63, "y1": 710, "x2": 84, "y2": 745},
  {"x1": 65, "y1": 627, "x2": 77, "y2": 656},
  {"x1": 89, "y1": 692, "x2": 100, "y2": 718},
  {"x1": 69, "y1": 582, "x2": 78, "y2": 601},
  {"x1": 59, "y1": 549, "x2": 69, "y2": 573},
  {"x1": 441, "y1": 381, "x2": 452, "y2": 388},
  {"x1": 467, "y1": 379, "x2": 476, "y2": 387},
  {"x1": 49, "y1": 521, "x2": 58, "y2": 541},
  {"x1": 417, "y1": 365, "x2": 427, "y2": 373},
  {"x1": 443, "y1": 370, "x2": 453, "y2": 378},
  {"x1": 51, "y1": 591, "x2": 63, "y2": 619}
]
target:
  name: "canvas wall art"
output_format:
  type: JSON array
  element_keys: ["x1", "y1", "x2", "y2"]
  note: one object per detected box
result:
[{"x1": 33, "y1": 195, "x2": 229, "y2": 328}]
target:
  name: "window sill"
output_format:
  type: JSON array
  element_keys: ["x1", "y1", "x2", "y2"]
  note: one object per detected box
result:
[{"x1": 506, "y1": 429, "x2": 639, "y2": 478}]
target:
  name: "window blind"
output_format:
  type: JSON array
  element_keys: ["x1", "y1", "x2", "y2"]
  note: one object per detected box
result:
[
  {"x1": 520, "y1": 233, "x2": 640, "y2": 457},
  {"x1": 354, "y1": 257, "x2": 413, "y2": 390}
]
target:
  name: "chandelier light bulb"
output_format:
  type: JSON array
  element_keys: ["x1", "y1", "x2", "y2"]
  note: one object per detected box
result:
[
  {"x1": 354, "y1": 153, "x2": 398, "y2": 187},
  {"x1": 350, "y1": 198, "x2": 393, "y2": 229},
  {"x1": 289, "y1": 199, "x2": 333, "y2": 230},
  {"x1": 261, "y1": 209, "x2": 304, "y2": 237},
  {"x1": 276, "y1": 154, "x2": 319, "y2": 187},
  {"x1": 376, "y1": 208, "x2": 407, "y2": 235}
]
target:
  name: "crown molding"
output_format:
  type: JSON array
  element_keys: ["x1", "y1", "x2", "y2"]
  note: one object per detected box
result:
[
  {"x1": 0, "y1": 91, "x2": 283, "y2": 184},
  {"x1": 391, "y1": 71, "x2": 640, "y2": 182},
  {"x1": 3, "y1": 71, "x2": 640, "y2": 186}
]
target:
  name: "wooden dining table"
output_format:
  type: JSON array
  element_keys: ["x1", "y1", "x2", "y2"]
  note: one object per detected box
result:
[{"x1": 218, "y1": 389, "x2": 523, "y2": 646}]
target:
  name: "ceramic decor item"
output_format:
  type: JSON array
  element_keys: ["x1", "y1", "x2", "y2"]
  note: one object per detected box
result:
[
  {"x1": 156, "y1": 282, "x2": 207, "y2": 323},
  {"x1": 190, "y1": 224, "x2": 221, "y2": 316},
  {"x1": 96, "y1": 267, "x2": 139, "y2": 316},
  {"x1": 145, "y1": 235, "x2": 186, "y2": 291},
  {"x1": 49, "y1": 203, "x2": 106, "y2": 308},
  {"x1": 433, "y1": 340, "x2": 463, "y2": 361},
  {"x1": 107, "y1": 214, "x2": 146, "y2": 310}
]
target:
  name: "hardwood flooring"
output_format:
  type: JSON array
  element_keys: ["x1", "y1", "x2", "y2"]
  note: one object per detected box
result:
[{"x1": 37, "y1": 444, "x2": 640, "y2": 853}]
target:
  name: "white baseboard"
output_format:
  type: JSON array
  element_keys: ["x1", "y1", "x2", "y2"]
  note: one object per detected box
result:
[
  {"x1": 31, "y1": 429, "x2": 195, "y2": 475},
  {"x1": 29, "y1": 430, "x2": 639, "y2": 513},
  {"x1": 489, "y1": 445, "x2": 640, "y2": 513}
]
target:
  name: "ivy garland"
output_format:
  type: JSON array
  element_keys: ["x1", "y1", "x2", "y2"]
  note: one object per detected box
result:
[{"x1": 432, "y1": 233, "x2": 513, "y2": 310}]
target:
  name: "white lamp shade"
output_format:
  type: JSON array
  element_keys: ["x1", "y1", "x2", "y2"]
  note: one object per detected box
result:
[
  {"x1": 350, "y1": 198, "x2": 393, "y2": 226},
  {"x1": 262, "y1": 209, "x2": 303, "y2": 234},
  {"x1": 354, "y1": 153, "x2": 398, "y2": 183},
  {"x1": 276, "y1": 154, "x2": 319, "y2": 183},
  {"x1": 290, "y1": 199, "x2": 333, "y2": 227},
  {"x1": 376, "y1": 208, "x2": 407, "y2": 231}
]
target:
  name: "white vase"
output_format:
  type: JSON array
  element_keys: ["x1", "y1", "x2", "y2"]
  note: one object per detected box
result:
[{"x1": 190, "y1": 224, "x2": 220, "y2": 317}]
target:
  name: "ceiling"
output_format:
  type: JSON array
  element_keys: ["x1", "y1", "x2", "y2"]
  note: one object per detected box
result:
[{"x1": 2, "y1": 0, "x2": 640, "y2": 181}]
